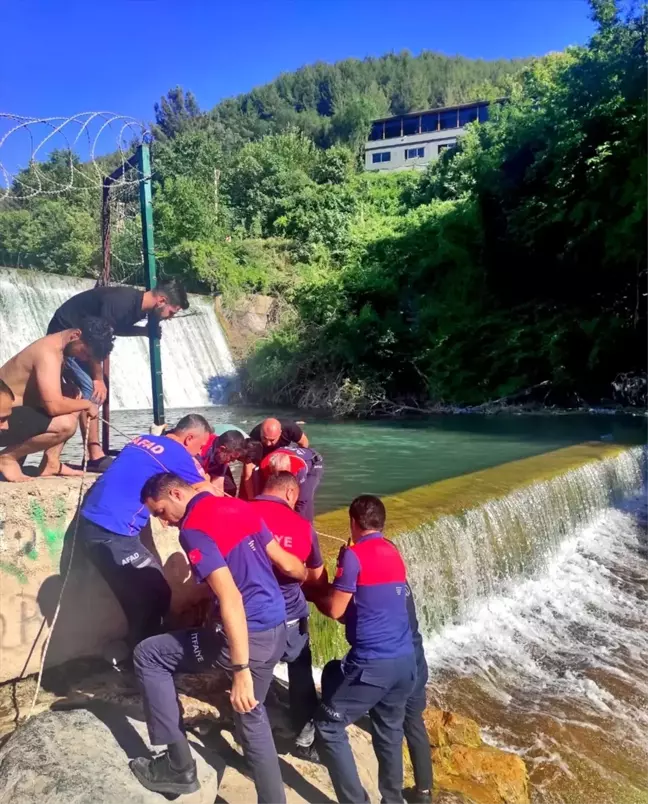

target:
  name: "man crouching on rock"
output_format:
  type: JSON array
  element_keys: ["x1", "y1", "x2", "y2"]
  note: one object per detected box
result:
[
  {"x1": 131, "y1": 472, "x2": 307, "y2": 801},
  {"x1": 0, "y1": 317, "x2": 114, "y2": 481}
]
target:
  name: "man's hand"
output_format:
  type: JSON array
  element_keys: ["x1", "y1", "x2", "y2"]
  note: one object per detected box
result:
[
  {"x1": 230, "y1": 668, "x2": 258, "y2": 714},
  {"x1": 91, "y1": 379, "x2": 108, "y2": 405},
  {"x1": 61, "y1": 378, "x2": 81, "y2": 399},
  {"x1": 87, "y1": 402, "x2": 99, "y2": 420}
]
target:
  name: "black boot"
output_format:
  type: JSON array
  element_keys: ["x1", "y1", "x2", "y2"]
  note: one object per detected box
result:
[{"x1": 129, "y1": 751, "x2": 199, "y2": 795}]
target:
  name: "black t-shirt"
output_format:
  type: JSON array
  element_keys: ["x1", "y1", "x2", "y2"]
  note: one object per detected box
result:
[
  {"x1": 248, "y1": 419, "x2": 304, "y2": 458},
  {"x1": 47, "y1": 286, "x2": 145, "y2": 336}
]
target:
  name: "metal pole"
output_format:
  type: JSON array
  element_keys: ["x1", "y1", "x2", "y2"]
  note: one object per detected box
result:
[
  {"x1": 100, "y1": 178, "x2": 112, "y2": 455},
  {"x1": 137, "y1": 142, "x2": 165, "y2": 427}
]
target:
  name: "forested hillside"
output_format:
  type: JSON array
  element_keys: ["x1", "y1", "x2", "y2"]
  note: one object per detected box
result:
[
  {"x1": 155, "y1": 50, "x2": 525, "y2": 150},
  {"x1": 0, "y1": 0, "x2": 645, "y2": 410}
]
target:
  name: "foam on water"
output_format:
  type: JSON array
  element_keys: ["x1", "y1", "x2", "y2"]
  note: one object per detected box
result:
[
  {"x1": 413, "y1": 467, "x2": 648, "y2": 800},
  {"x1": 399, "y1": 447, "x2": 644, "y2": 635}
]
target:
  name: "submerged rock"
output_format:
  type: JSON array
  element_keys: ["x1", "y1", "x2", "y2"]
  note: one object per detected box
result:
[
  {"x1": 405, "y1": 708, "x2": 529, "y2": 804},
  {"x1": 0, "y1": 707, "x2": 220, "y2": 804}
]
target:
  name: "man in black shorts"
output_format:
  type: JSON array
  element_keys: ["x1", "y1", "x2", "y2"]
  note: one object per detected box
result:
[
  {"x1": 0, "y1": 379, "x2": 14, "y2": 434},
  {"x1": 0, "y1": 318, "x2": 114, "y2": 481},
  {"x1": 47, "y1": 279, "x2": 188, "y2": 471}
]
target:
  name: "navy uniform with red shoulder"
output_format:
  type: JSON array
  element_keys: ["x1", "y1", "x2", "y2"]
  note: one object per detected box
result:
[
  {"x1": 251, "y1": 493, "x2": 324, "y2": 735},
  {"x1": 78, "y1": 432, "x2": 204, "y2": 648},
  {"x1": 315, "y1": 533, "x2": 416, "y2": 804},
  {"x1": 259, "y1": 445, "x2": 324, "y2": 522},
  {"x1": 133, "y1": 494, "x2": 287, "y2": 804}
]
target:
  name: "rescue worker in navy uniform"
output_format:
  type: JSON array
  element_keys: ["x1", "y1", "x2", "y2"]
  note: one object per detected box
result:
[
  {"x1": 311, "y1": 495, "x2": 416, "y2": 804},
  {"x1": 258, "y1": 444, "x2": 324, "y2": 522},
  {"x1": 77, "y1": 414, "x2": 213, "y2": 650},
  {"x1": 131, "y1": 472, "x2": 307, "y2": 802},
  {"x1": 404, "y1": 583, "x2": 433, "y2": 803},
  {"x1": 251, "y1": 471, "x2": 327, "y2": 758}
]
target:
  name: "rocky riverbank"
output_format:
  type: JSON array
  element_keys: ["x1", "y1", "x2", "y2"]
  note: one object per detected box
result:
[{"x1": 0, "y1": 662, "x2": 528, "y2": 804}]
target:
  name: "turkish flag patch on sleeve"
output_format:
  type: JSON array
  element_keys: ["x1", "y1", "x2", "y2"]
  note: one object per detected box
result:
[
  {"x1": 188, "y1": 548, "x2": 202, "y2": 566},
  {"x1": 335, "y1": 565, "x2": 344, "y2": 579}
]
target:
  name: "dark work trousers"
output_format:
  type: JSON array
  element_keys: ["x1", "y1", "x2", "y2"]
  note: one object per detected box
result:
[
  {"x1": 282, "y1": 617, "x2": 319, "y2": 734},
  {"x1": 79, "y1": 516, "x2": 171, "y2": 649},
  {"x1": 133, "y1": 622, "x2": 287, "y2": 804},
  {"x1": 404, "y1": 650, "x2": 433, "y2": 793},
  {"x1": 294, "y1": 453, "x2": 324, "y2": 523},
  {"x1": 315, "y1": 653, "x2": 416, "y2": 804}
]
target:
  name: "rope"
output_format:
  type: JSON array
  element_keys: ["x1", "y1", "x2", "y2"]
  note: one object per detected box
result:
[
  {"x1": 316, "y1": 530, "x2": 347, "y2": 545},
  {"x1": 27, "y1": 425, "x2": 90, "y2": 720}
]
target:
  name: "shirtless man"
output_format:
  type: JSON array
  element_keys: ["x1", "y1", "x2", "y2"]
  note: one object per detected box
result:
[
  {"x1": 0, "y1": 317, "x2": 114, "y2": 482},
  {"x1": 47, "y1": 279, "x2": 188, "y2": 471}
]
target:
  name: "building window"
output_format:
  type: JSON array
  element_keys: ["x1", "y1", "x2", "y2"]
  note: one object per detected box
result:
[
  {"x1": 372, "y1": 151, "x2": 391, "y2": 164},
  {"x1": 438, "y1": 142, "x2": 455, "y2": 155},
  {"x1": 402, "y1": 115, "x2": 420, "y2": 136},
  {"x1": 478, "y1": 103, "x2": 490, "y2": 122},
  {"x1": 405, "y1": 147, "x2": 425, "y2": 159},
  {"x1": 439, "y1": 109, "x2": 459, "y2": 130},
  {"x1": 421, "y1": 112, "x2": 438, "y2": 133},
  {"x1": 459, "y1": 106, "x2": 479, "y2": 126},
  {"x1": 384, "y1": 118, "x2": 402, "y2": 139},
  {"x1": 369, "y1": 121, "x2": 384, "y2": 141}
]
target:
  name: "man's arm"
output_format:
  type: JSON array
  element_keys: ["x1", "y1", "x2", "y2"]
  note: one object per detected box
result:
[
  {"x1": 266, "y1": 539, "x2": 307, "y2": 582},
  {"x1": 311, "y1": 543, "x2": 357, "y2": 620},
  {"x1": 205, "y1": 567, "x2": 257, "y2": 714},
  {"x1": 34, "y1": 352, "x2": 95, "y2": 417},
  {"x1": 305, "y1": 564, "x2": 327, "y2": 586},
  {"x1": 192, "y1": 479, "x2": 223, "y2": 496},
  {"x1": 285, "y1": 421, "x2": 308, "y2": 448},
  {"x1": 310, "y1": 584, "x2": 352, "y2": 620},
  {"x1": 241, "y1": 462, "x2": 256, "y2": 500},
  {"x1": 208, "y1": 475, "x2": 226, "y2": 494},
  {"x1": 87, "y1": 359, "x2": 107, "y2": 405},
  {"x1": 304, "y1": 528, "x2": 326, "y2": 587}
]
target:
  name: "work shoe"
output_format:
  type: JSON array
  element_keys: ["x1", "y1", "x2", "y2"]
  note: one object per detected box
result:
[
  {"x1": 129, "y1": 752, "x2": 199, "y2": 796},
  {"x1": 295, "y1": 720, "x2": 315, "y2": 748},
  {"x1": 294, "y1": 742, "x2": 321, "y2": 763}
]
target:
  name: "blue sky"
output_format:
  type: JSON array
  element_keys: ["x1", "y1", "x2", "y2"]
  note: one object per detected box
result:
[{"x1": 0, "y1": 0, "x2": 595, "y2": 175}]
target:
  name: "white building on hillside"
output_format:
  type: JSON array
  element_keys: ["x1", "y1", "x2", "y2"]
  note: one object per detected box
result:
[{"x1": 364, "y1": 100, "x2": 493, "y2": 172}]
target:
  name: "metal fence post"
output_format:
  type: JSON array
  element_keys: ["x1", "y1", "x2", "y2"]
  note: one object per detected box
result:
[{"x1": 137, "y1": 142, "x2": 165, "y2": 427}]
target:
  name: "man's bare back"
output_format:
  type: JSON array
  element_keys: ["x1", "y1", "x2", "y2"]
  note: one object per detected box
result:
[{"x1": 0, "y1": 332, "x2": 66, "y2": 408}]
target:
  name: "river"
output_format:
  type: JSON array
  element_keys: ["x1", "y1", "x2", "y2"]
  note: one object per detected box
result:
[{"x1": 56, "y1": 406, "x2": 647, "y2": 803}]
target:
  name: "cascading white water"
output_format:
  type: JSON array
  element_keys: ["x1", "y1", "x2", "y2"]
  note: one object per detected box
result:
[
  {"x1": 395, "y1": 447, "x2": 648, "y2": 801},
  {"x1": 399, "y1": 447, "x2": 645, "y2": 635},
  {"x1": 0, "y1": 267, "x2": 236, "y2": 409}
]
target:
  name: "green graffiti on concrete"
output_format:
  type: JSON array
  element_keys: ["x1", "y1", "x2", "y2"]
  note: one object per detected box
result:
[
  {"x1": 0, "y1": 561, "x2": 27, "y2": 585},
  {"x1": 28, "y1": 498, "x2": 67, "y2": 564}
]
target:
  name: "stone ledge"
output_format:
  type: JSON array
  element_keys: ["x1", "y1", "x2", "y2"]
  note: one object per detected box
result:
[{"x1": 313, "y1": 442, "x2": 628, "y2": 561}]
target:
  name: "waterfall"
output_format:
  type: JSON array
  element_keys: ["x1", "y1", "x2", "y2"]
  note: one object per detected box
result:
[
  {"x1": 398, "y1": 447, "x2": 645, "y2": 638},
  {"x1": 0, "y1": 267, "x2": 237, "y2": 410}
]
